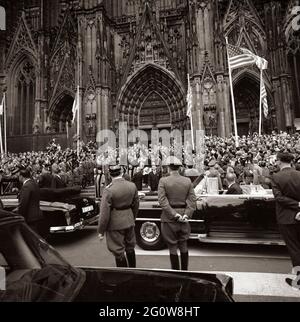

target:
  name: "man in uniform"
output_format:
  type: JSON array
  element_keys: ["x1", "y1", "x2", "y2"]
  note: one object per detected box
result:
[
  {"x1": 158, "y1": 156, "x2": 197, "y2": 270},
  {"x1": 98, "y1": 164, "x2": 140, "y2": 268}
]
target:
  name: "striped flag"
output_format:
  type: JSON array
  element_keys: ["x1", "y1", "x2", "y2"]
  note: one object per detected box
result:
[
  {"x1": 227, "y1": 44, "x2": 257, "y2": 70},
  {"x1": 0, "y1": 94, "x2": 4, "y2": 115},
  {"x1": 257, "y1": 57, "x2": 268, "y2": 118},
  {"x1": 256, "y1": 56, "x2": 268, "y2": 71},
  {"x1": 72, "y1": 86, "x2": 79, "y2": 124},
  {"x1": 186, "y1": 74, "x2": 192, "y2": 118},
  {"x1": 261, "y1": 79, "x2": 268, "y2": 118}
]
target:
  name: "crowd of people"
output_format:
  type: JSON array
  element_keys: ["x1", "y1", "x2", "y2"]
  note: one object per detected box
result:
[
  {"x1": 1, "y1": 131, "x2": 300, "y2": 194},
  {"x1": 95, "y1": 131, "x2": 300, "y2": 194},
  {"x1": 0, "y1": 139, "x2": 96, "y2": 192}
]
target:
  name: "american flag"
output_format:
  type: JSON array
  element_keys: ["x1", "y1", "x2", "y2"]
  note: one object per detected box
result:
[
  {"x1": 261, "y1": 79, "x2": 268, "y2": 118},
  {"x1": 0, "y1": 94, "x2": 4, "y2": 116},
  {"x1": 227, "y1": 44, "x2": 257, "y2": 70},
  {"x1": 72, "y1": 86, "x2": 80, "y2": 123}
]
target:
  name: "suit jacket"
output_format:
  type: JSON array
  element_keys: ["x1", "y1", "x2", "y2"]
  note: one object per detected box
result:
[
  {"x1": 271, "y1": 167, "x2": 300, "y2": 225},
  {"x1": 226, "y1": 183, "x2": 243, "y2": 195},
  {"x1": 148, "y1": 171, "x2": 160, "y2": 191},
  {"x1": 51, "y1": 174, "x2": 67, "y2": 189},
  {"x1": 158, "y1": 172, "x2": 197, "y2": 223},
  {"x1": 98, "y1": 178, "x2": 139, "y2": 234},
  {"x1": 19, "y1": 179, "x2": 43, "y2": 224},
  {"x1": 132, "y1": 171, "x2": 143, "y2": 191}
]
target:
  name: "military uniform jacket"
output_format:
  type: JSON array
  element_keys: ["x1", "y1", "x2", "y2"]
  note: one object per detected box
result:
[
  {"x1": 98, "y1": 178, "x2": 139, "y2": 234},
  {"x1": 158, "y1": 172, "x2": 197, "y2": 222}
]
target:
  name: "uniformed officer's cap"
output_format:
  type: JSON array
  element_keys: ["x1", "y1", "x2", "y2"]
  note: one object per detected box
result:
[
  {"x1": 109, "y1": 164, "x2": 122, "y2": 176},
  {"x1": 164, "y1": 156, "x2": 182, "y2": 166}
]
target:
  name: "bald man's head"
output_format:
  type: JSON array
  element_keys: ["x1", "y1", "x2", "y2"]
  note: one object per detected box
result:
[{"x1": 226, "y1": 173, "x2": 236, "y2": 185}]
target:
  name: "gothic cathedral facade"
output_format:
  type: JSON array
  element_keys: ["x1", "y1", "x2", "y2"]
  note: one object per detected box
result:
[{"x1": 0, "y1": 0, "x2": 299, "y2": 151}]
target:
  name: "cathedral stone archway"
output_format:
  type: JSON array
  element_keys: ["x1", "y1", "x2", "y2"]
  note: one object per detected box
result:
[
  {"x1": 117, "y1": 64, "x2": 186, "y2": 131},
  {"x1": 233, "y1": 74, "x2": 271, "y2": 135},
  {"x1": 49, "y1": 93, "x2": 74, "y2": 133}
]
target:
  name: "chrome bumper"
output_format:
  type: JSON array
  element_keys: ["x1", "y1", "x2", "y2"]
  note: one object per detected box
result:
[{"x1": 50, "y1": 215, "x2": 99, "y2": 234}]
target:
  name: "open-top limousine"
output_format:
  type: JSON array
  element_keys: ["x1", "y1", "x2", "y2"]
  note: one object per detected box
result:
[{"x1": 136, "y1": 185, "x2": 282, "y2": 250}]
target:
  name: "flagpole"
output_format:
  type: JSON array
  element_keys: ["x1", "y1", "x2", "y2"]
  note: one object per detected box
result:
[
  {"x1": 4, "y1": 92, "x2": 7, "y2": 155},
  {"x1": 66, "y1": 120, "x2": 69, "y2": 148},
  {"x1": 259, "y1": 67, "x2": 263, "y2": 136},
  {"x1": 188, "y1": 75, "x2": 195, "y2": 151},
  {"x1": 77, "y1": 85, "x2": 80, "y2": 157},
  {"x1": 0, "y1": 107, "x2": 4, "y2": 156},
  {"x1": 225, "y1": 37, "x2": 239, "y2": 148}
]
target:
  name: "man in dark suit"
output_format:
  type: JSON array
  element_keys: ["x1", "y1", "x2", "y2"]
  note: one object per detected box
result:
[
  {"x1": 51, "y1": 163, "x2": 67, "y2": 189},
  {"x1": 158, "y1": 156, "x2": 196, "y2": 271},
  {"x1": 132, "y1": 167, "x2": 143, "y2": 191},
  {"x1": 18, "y1": 168, "x2": 44, "y2": 236},
  {"x1": 271, "y1": 152, "x2": 300, "y2": 289},
  {"x1": 98, "y1": 164, "x2": 140, "y2": 268},
  {"x1": 226, "y1": 173, "x2": 243, "y2": 195},
  {"x1": 148, "y1": 166, "x2": 161, "y2": 192}
]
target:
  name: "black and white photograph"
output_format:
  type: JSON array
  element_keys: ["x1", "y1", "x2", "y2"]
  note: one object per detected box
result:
[{"x1": 0, "y1": 0, "x2": 300, "y2": 308}]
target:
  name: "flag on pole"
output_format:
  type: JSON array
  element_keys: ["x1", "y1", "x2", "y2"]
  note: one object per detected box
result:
[
  {"x1": 257, "y1": 57, "x2": 268, "y2": 118},
  {"x1": 186, "y1": 74, "x2": 195, "y2": 150},
  {"x1": 186, "y1": 74, "x2": 192, "y2": 118},
  {"x1": 255, "y1": 56, "x2": 268, "y2": 71},
  {"x1": 72, "y1": 86, "x2": 79, "y2": 124},
  {"x1": 261, "y1": 79, "x2": 268, "y2": 118},
  {"x1": 0, "y1": 95, "x2": 4, "y2": 116},
  {"x1": 227, "y1": 44, "x2": 257, "y2": 70}
]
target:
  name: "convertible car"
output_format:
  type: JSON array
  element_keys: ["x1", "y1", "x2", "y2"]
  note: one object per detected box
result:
[
  {"x1": 0, "y1": 184, "x2": 99, "y2": 235},
  {"x1": 0, "y1": 210, "x2": 234, "y2": 302},
  {"x1": 136, "y1": 186, "x2": 283, "y2": 250}
]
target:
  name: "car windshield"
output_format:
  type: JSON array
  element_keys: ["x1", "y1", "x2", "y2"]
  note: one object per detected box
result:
[{"x1": 0, "y1": 221, "x2": 85, "y2": 302}]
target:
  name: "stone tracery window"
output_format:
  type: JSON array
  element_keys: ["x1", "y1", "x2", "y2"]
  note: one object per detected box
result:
[
  {"x1": 287, "y1": 28, "x2": 300, "y2": 118},
  {"x1": 14, "y1": 59, "x2": 36, "y2": 136}
]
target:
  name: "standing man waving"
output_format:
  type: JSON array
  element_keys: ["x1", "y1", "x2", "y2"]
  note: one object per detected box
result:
[{"x1": 158, "y1": 156, "x2": 197, "y2": 270}]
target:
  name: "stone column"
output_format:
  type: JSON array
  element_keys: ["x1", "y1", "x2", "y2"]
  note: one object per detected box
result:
[{"x1": 216, "y1": 74, "x2": 226, "y2": 137}]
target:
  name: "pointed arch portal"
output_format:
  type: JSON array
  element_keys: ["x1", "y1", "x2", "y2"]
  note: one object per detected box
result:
[
  {"x1": 50, "y1": 93, "x2": 74, "y2": 133},
  {"x1": 117, "y1": 64, "x2": 186, "y2": 130},
  {"x1": 233, "y1": 72, "x2": 272, "y2": 135}
]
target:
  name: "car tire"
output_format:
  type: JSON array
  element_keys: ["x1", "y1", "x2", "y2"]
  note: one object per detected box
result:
[{"x1": 135, "y1": 221, "x2": 166, "y2": 250}]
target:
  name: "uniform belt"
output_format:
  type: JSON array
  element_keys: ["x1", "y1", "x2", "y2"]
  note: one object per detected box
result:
[
  {"x1": 171, "y1": 204, "x2": 186, "y2": 208},
  {"x1": 112, "y1": 206, "x2": 131, "y2": 211}
]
